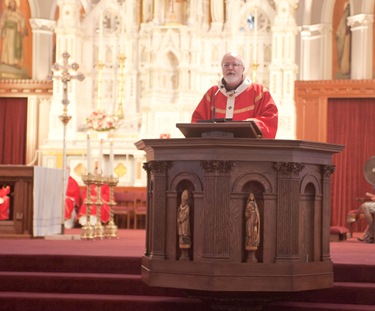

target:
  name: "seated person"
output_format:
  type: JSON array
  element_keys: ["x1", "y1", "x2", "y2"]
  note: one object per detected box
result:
[
  {"x1": 357, "y1": 192, "x2": 375, "y2": 243},
  {"x1": 77, "y1": 183, "x2": 111, "y2": 226},
  {"x1": 0, "y1": 185, "x2": 10, "y2": 220},
  {"x1": 64, "y1": 175, "x2": 81, "y2": 229}
]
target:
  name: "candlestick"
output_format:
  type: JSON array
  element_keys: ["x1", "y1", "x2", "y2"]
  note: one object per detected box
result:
[
  {"x1": 109, "y1": 138, "x2": 114, "y2": 176},
  {"x1": 98, "y1": 137, "x2": 103, "y2": 174},
  {"x1": 87, "y1": 132, "x2": 91, "y2": 174}
]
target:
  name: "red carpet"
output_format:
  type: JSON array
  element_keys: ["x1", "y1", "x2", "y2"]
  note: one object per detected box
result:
[{"x1": 0, "y1": 229, "x2": 374, "y2": 310}]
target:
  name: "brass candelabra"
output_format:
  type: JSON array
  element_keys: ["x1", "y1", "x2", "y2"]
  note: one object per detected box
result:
[
  {"x1": 105, "y1": 175, "x2": 119, "y2": 239},
  {"x1": 81, "y1": 173, "x2": 95, "y2": 240},
  {"x1": 93, "y1": 173, "x2": 106, "y2": 239}
]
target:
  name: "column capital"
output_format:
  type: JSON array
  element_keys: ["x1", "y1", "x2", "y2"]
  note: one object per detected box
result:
[
  {"x1": 347, "y1": 13, "x2": 374, "y2": 28},
  {"x1": 29, "y1": 18, "x2": 56, "y2": 34}
]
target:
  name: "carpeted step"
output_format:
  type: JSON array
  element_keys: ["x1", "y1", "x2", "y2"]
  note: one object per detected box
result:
[
  {"x1": 334, "y1": 263, "x2": 375, "y2": 283},
  {"x1": 0, "y1": 292, "x2": 213, "y2": 311},
  {"x1": 263, "y1": 301, "x2": 375, "y2": 311},
  {"x1": 0, "y1": 254, "x2": 141, "y2": 274},
  {"x1": 0, "y1": 271, "x2": 185, "y2": 297},
  {"x1": 283, "y1": 282, "x2": 375, "y2": 306}
]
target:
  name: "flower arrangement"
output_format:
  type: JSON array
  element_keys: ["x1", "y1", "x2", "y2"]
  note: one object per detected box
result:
[{"x1": 85, "y1": 110, "x2": 120, "y2": 132}]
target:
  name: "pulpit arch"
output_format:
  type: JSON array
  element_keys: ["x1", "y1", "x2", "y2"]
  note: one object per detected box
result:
[
  {"x1": 300, "y1": 173, "x2": 321, "y2": 196},
  {"x1": 169, "y1": 172, "x2": 203, "y2": 193},
  {"x1": 232, "y1": 172, "x2": 273, "y2": 194},
  {"x1": 300, "y1": 174, "x2": 323, "y2": 263}
]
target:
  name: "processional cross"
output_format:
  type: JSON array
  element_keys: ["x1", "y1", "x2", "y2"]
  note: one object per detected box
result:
[
  {"x1": 47, "y1": 51, "x2": 85, "y2": 124},
  {"x1": 47, "y1": 51, "x2": 85, "y2": 232}
]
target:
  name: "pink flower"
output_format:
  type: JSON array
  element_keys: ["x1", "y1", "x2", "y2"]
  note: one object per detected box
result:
[{"x1": 85, "y1": 110, "x2": 120, "y2": 132}]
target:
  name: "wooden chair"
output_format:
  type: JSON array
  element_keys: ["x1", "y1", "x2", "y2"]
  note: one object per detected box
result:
[
  {"x1": 134, "y1": 191, "x2": 147, "y2": 229},
  {"x1": 113, "y1": 192, "x2": 135, "y2": 229}
]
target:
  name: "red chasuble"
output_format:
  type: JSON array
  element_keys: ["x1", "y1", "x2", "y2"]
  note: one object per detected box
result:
[
  {"x1": 64, "y1": 176, "x2": 81, "y2": 220},
  {"x1": 191, "y1": 77, "x2": 278, "y2": 138}
]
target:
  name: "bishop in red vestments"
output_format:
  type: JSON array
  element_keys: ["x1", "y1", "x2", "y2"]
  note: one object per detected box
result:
[{"x1": 192, "y1": 52, "x2": 278, "y2": 138}]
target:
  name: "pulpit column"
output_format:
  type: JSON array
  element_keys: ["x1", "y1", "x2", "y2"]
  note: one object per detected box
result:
[
  {"x1": 200, "y1": 160, "x2": 235, "y2": 259},
  {"x1": 322, "y1": 165, "x2": 335, "y2": 262},
  {"x1": 144, "y1": 161, "x2": 170, "y2": 259},
  {"x1": 274, "y1": 162, "x2": 305, "y2": 262}
]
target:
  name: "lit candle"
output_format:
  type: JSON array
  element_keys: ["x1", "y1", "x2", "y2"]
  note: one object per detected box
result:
[
  {"x1": 109, "y1": 138, "x2": 114, "y2": 176},
  {"x1": 87, "y1": 132, "x2": 91, "y2": 174}
]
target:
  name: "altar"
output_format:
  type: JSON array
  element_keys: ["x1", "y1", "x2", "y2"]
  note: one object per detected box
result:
[
  {"x1": 135, "y1": 127, "x2": 344, "y2": 293},
  {"x1": 0, "y1": 166, "x2": 64, "y2": 237}
]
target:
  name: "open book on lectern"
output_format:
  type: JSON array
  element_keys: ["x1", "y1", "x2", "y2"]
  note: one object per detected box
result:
[{"x1": 176, "y1": 120, "x2": 263, "y2": 138}]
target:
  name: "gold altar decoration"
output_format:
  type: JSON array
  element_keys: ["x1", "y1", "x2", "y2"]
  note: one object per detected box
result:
[
  {"x1": 96, "y1": 61, "x2": 104, "y2": 112},
  {"x1": 93, "y1": 173, "x2": 105, "y2": 239},
  {"x1": 251, "y1": 62, "x2": 259, "y2": 83},
  {"x1": 116, "y1": 54, "x2": 125, "y2": 120}
]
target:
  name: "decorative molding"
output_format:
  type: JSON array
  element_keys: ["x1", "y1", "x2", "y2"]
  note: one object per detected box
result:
[
  {"x1": 143, "y1": 161, "x2": 170, "y2": 174},
  {"x1": 295, "y1": 79, "x2": 375, "y2": 98},
  {"x1": 0, "y1": 80, "x2": 53, "y2": 97},
  {"x1": 29, "y1": 18, "x2": 56, "y2": 32},
  {"x1": 322, "y1": 165, "x2": 335, "y2": 178},
  {"x1": 200, "y1": 160, "x2": 235, "y2": 174},
  {"x1": 274, "y1": 162, "x2": 305, "y2": 175}
]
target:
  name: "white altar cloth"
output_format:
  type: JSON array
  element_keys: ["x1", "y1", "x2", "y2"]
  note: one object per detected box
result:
[{"x1": 33, "y1": 166, "x2": 65, "y2": 237}]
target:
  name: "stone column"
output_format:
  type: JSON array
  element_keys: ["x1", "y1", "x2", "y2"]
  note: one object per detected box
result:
[
  {"x1": 348, "y1": 14, "x2": 374, "y2": 80},
  {"x1": 29, "y1": 19, "x2": 55, "y2": 80},
  {"x1": 269, "y1": 0, "x2": 298, "y2": 139}
]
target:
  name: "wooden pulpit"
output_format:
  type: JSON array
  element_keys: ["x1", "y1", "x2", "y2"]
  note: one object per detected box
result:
[{"x1": 135, "y1": 123, "x2": 344, "y2": 294}]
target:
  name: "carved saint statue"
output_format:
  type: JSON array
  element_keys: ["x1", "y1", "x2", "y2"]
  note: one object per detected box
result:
[
  {"x1": 245, "y1": 193, "x2": 260, "y2": 251},
  {"x1": 177, "y1": 189, "x2": 191, "y2": 249}
]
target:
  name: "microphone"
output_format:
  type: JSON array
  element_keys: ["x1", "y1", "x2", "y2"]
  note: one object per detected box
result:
[{"x1": 212, "y1": 86, "x2": 222, "y2": 122}]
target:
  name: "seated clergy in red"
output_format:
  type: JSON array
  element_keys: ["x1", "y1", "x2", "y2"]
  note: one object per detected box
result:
[
  {"x1": 77, "y1": 183, "x2": 110, "y2": 225},
  {"x1": 191, "y1": 52, "x2": 278, "y2": 138},
  {"x1": 64, "y1": 176, "x2": 81, "y2": 229},
  {"x1": 0, "y1": 186, "x2": 10, "y2": 220}
]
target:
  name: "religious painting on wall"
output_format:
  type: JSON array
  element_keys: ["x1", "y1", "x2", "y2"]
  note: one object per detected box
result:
[
  {"x1": 0, "y1": 0, "x2": 31, "y2": 79},
  {"x1": 332, "y1": 0, "x2": 351, "y2": 79}
]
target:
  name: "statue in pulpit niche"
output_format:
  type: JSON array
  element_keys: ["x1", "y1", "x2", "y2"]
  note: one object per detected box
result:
[
  {"x1": 245, "y1": 193, "x2": 260, "y2": 262},
  {"x1": 177, "y1": 189, "x2": 191, "y2": 257}
]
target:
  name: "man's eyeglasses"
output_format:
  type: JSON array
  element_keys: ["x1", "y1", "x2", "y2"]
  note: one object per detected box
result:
[{"x1": 222, "y1": 63, "x2": 242, "y2": 69}]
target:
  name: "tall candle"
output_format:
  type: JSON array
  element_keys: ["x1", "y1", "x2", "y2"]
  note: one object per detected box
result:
[
  {"x1": 87, "y1": 132, "x2": 91, "y2": 174},
  {"x1": 98, "y1": 138, "x2": 103, "y2": 174},
  {"x1": 109, "y1": 138, "x2": 114, "y2": 176}
]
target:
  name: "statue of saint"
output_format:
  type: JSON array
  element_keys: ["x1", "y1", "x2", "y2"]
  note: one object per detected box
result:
[
  {"x1": 177, "y1": 189, "x2": 191, "y2": 249},
  {"x1": 210, "y1": 0, "x2": 224, "y2": 23},
  {"x1": 245, "y1": 193, "x2": 260, "y2": 250}
]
